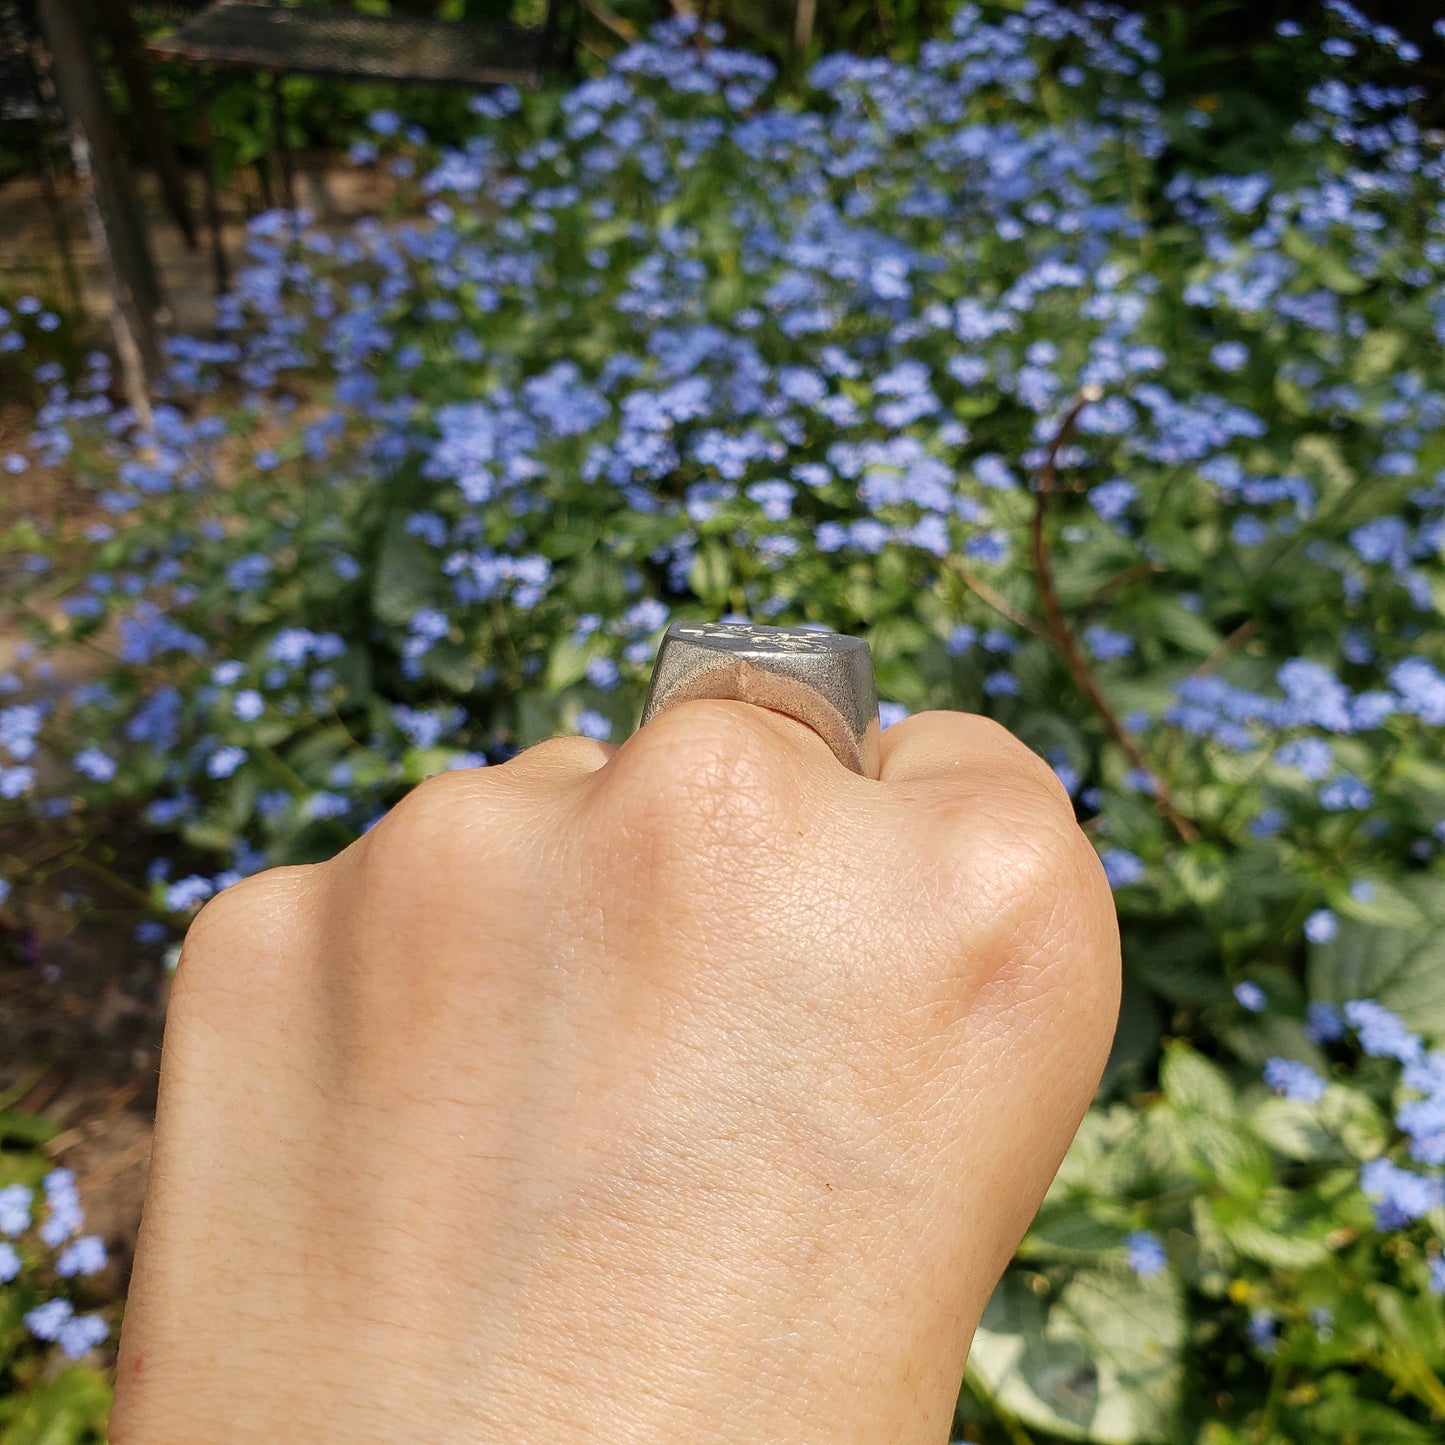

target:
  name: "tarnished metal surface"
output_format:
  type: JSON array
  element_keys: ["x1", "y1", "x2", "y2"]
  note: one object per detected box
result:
[{"x1": 640, "y1": 621, "x2": 881, "y2": 780}]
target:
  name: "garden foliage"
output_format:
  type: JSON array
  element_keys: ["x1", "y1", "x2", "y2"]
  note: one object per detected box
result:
[{"x1": 3, "y1": 1, "x2": 1445, "y2": 1438}]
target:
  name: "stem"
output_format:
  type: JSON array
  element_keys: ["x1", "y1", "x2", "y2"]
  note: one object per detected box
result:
[
  {"x1": 961, "y1": 1373, "x2": 1035, "y2": 1445},
  {"x1": 941, "y1": 557, "x2": 1050, "y2": 642},
  {"x1": 1030, "y1": 391, "x2": 1198, "y2": 844},
  {"x1": 1081, "y1": 560, "x2": 1167, "y2": 615},
  {"x1": 1192, "y1": 618, "x2": 1257, "y2": 680},
  {"x1": 1253, "y1": 1342, "x2": 1289, "y2": 1442},
  {"x1": 63, "y1": 850, "x2": 172, "y2": 917},
  {"x1": 581, "y1": 0, "x2": 639, "y2": 41},
  {"x1": 0, "y1": 1065, "x2": 51, "y2": 1113}
]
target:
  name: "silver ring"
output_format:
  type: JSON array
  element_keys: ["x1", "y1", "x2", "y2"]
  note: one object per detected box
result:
[{"x1": 639, "y1": 621, "x2": 881, "y2": 779}]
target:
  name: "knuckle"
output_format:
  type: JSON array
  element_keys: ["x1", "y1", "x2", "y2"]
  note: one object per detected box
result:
[
  {"x1": 977, "y1": 718, "x2": 1077, "y2": 817},
  {"x1": 174, "y1": 864, "x2": 315, "y2": 992},
  {"x1": 363, "y1": 770, "x2": 467, "y2": 864},
  {"x1": 355, "y1": 767, "x2": 538, "y2": 910},
  {"x1": 917, "y1": 777, "x2": 1084, "y2": 939},
  {"x1": 185, "y1": 864, "x2": 311, "y2": 946},
  {"x1": 614, "y1": 700, "x2": 794, "y2": 853}
]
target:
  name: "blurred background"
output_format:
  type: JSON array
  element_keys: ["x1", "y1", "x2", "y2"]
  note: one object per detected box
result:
[{"x1": 2, "y1": 1, "x2": 1444, "y2": 1440}]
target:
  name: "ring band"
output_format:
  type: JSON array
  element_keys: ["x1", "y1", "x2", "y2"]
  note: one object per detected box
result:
[{"x1": 639, "y1": 621, "x2": 881, "y2": 779}]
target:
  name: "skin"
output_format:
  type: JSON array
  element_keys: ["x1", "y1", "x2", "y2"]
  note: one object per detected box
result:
[{"x1": 108, "y1": 701, "x2": 1120, "y2": 1443}]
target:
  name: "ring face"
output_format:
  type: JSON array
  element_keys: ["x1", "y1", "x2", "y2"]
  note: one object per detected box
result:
[{"x1": 639, "y1": 621, "x2": 881, "y2": 779}]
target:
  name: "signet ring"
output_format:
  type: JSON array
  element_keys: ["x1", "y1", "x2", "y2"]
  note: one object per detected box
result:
[{"x1": 638, "y1": 621, "x2": 881, "y2": 780}]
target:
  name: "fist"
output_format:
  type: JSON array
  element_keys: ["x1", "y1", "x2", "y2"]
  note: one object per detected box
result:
[{"x1": 110, "y1": 703, "x2": 1119, "y2": 1444}]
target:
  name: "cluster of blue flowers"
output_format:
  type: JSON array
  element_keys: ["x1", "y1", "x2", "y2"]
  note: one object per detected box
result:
[
  {"x1": 0, "y1": 1170, "x2": 110, "y2": 1360},
  {"x1": 0, "y1": 0, "x2": 1438, "y2": 991},
  {"x1": 1268, "y1": 997, "x2": 1445, "y2": 1283},
  {"x1": 1120, "y1": 987, "x2": 1445, "y2": 1299}
]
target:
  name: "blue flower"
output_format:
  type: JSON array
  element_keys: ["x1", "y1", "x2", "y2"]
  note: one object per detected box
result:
[
  {"x1": 576, "y1": 710, "x2": 612, "y2": 740},
  {"x1": 0, "y1": 1183, "x2": 30, "y2": 1235},
  {"x1": 56, "y1": 1312, "x2": 109, "y2": 1360},
  {"x1": 1125, "y1": 1230, "x2": 1167, "y2": 1277},
  {"x1": 38, "y1": 1169, "x2": 83, "y2": 1247},
  {"x1": 1263, "y1": 1057, "x2": 1326, "y2": 1102},
  {"x1": 55, "y1": 1234, "x2": 107, "y2": 1277},
  {"x1": 586, "y1": 657, "x2": 620, "y2": 689},
  {"x1": 1430, "y1": 1258, "x2": 1445, "y2": 1296},
  {"x1": 165, "y1": 875, "x2": 216, "y2": 913},
  {"x1": 1345, "y1": 999, "x2": 1422, "y2": 1062},
  {"x1": 1391, "y1": 659, "x2": 1445, "y2": 726},
  {"x1": 232, "y1": 689, "x2": 264, "y2": 722},
  {"x1": 945, "y1": 624, "x2": 976, "y2": 658},
  {"x1": 878, "y1": 701, "x2": 909, "y2": 730},
  {"x1": 305, "y1": 792, "x2": 351, "y2": 822},
  {"x1": 1318, "y1": 774, "x2": 1371, "y2": 811},
  {"x1": 1234, "y1": 981, "x2": 1267, "y2": 1013},
  {"x1": 1083, "y1": 625, "x2": 1134, "y2": 662},
  {"x1": 1247, "y1": 1309, "x2": 1277, "y2": 1351},
  {"x1": 24, "y1": 1297, "x2": 73, "y2": 1342},
  {"x1": 1210, "y1": 341, "x2": 1249, "y2": 372},
  {"x1": 0, "y1": 1240, "x2": 19, "y2": 1283},
  {"x1": 1304, "y1": 909, "x2": 1338, "y2": 944},
  {"x1": 207, "y1": 745, "x2": 246, "y2": 780},
  {"x1": 1100, "y1": 849, "x2": 1145, "y2": 888},
  {"x1": 1360, "y1": 1156, "x2": 1444, "y2": 1230}
]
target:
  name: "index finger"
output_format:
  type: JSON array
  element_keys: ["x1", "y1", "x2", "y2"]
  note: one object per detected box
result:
[{"x1": 878, "y1": 710, "x2": 1075, "y2": 812}]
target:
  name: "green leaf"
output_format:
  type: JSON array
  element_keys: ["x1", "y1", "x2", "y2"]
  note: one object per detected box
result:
[
  {"x1": 0, "y1": 1367, "x2": 111, "y2": 1445},
  {"x1": 1125, "y1": 927, "x2": 1224, "y2": 1006},
  {"x1": 1101, "y1": 977, "x2": 1164, "y2": 1094},
  {"x1": 545, "y1": 636, "x2": 592, "y2": 693},
  {"x1": 1349, "y1": 328, "x2": 1407, "y2": 385},
  {"x1": 1161, "y1": 1109, "x2": 1272, "y2": 1199},
  {"x1": 1298, "y1": 1395, "x2": 1435, "y2": 1444},
  {"x1": 1250, "y1": 1095, "x2": 1336, "y2": 1163},
  {"x1": 1021, "y1": 1200, "x2": 1131, "y2": 1263},
  {"x1": 1159, "y1": 1043, "x2": 1235, "y2": 1117},
  {"x1": 371, "y1": 514, "x2": 439, "y2": 626},
  {"x1": 969, "y1": 1264, "x2": 1186, "y2": 1444},
  {"x1": 1173, "y1": 842, "x2": 1229, "y2": 906},
  {"x1": 1308, "y1": 875, "x2": 1445, "y2": 1038},
  {"x1": 1051, "y1": 1105, "x2": 1147, "y2": 1199},
  {"x1": 1292, "y1": 434, "x2": 1357, "y2": 505},
  {"x1": 1149, "y1": 603, "x2": 1221, "y2": 657},
  {"x1": 688, "y1": 541, "x2": 734, "y2": 609},
  {"x1": 0, "y1": 1111, "x2": 59, "y2": 1147},
  {"x1": 1212, "y1": 1194, "x2": 1333, "y2": 1269}
]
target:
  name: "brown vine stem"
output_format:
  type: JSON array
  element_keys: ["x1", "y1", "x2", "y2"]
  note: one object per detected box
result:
[
  {"x1": 941, "y1": 557, "x2": 1051, "y2": 642},
  {"x1": 1082, "y1": 559, "x2": 1167, "y2": 615},
  {"x1": 580, "y1": 0, "x2": 639, "y2": 41},
  {"x1": 1031, "y1": 389, "x2": 1198, "y2": 845},
  {"x1": 1192, "y1": 617, "x2": 1257, "y2": 680}
]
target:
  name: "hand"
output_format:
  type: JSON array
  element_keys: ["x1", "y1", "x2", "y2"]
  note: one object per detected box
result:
[{"x1": 108, "y1": 702, "x2": 1119, "y2": 1444}]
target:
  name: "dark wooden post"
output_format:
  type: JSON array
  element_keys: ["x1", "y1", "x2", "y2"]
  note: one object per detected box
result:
[
  {"x1": 94, "y1": 0, "x2": 199, "y2": 251},
  {"x1": 35, "y1": 0, "x2": 166, "y2": 400}
]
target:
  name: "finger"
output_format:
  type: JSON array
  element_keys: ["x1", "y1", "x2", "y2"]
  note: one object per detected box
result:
[
  {"x1": 878, "y1": 710, "x2": 1072, "y2": 808},
  {"x1": 617, "y1": 696, "x2": 851, "y2": 781},
  {"x1": 492, "y1": 732, "x2": 618, "y2": 786}
]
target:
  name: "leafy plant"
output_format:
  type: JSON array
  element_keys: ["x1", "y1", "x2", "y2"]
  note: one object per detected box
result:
[
  {"x1": 2, "y1": 2, "x2": 1445, "y2": 1439},
  {"x1": 0, "y1": 1122, "x2": 113, "y2": 1443}
]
